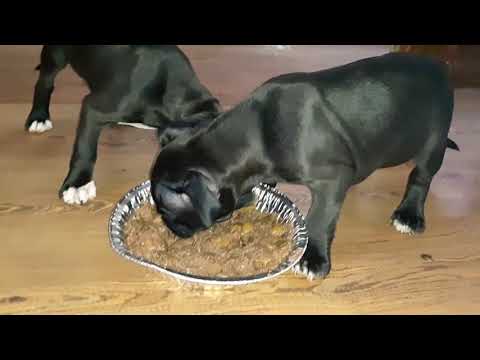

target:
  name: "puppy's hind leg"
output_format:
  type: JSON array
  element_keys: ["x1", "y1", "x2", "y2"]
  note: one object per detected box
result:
[
  {"x1": 26, "y1": 46, "x2": 68, "y2": 134},
  {"x1": 391, "y1": 141, "x2": 448, "y2": 235}
]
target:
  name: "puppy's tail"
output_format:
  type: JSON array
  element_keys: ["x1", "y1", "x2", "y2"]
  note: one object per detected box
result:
[{"x1": 447, "y1": 138, "x2": 460, "y2": 152}]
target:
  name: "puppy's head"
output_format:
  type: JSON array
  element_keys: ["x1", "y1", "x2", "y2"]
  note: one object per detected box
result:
[{"x1": 151, "y1": 151, "x2": 237, "y2": 238}]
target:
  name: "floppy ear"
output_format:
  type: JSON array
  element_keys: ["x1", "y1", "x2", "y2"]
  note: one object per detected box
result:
[{"x1": 184, "y1": 172, "x2": 223, "y2": 228}]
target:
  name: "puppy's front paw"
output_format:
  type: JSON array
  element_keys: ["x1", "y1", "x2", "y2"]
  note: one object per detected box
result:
[
  {"x1": 391, "y1": 209, "x2": 425, "y2": 235},
  {"x1": 62, "y1": 181, "x2": 97, "y2": 205},
  {"x1": 293, "y1": 245, "x2": 331, "y2": 281},
  {"x1": 27, "y1": 120, "x2": 53, "y2": 134}
]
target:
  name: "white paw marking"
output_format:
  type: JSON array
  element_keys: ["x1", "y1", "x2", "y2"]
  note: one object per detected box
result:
[
  {"x1": 29, "y1": 120, "x2": 53, "y2": 134},
  {"x1": 62, "y1": 181, "x2": 97, "y2": 205},
  {"x1": 293, "y1": 261, "x2": 317, "y2": 282},
  {"x1": 393, "y1": 219, "x2": 414, "y2": 235}
]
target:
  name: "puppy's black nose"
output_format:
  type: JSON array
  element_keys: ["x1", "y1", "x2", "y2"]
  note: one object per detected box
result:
[{"x1": 162, "y1": 218, "x2": 194, "y2": 239}]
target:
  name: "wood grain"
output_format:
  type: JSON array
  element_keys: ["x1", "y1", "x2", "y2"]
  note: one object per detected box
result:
[{"x1": 1, "y1": 45, "x2": 479, "y2": 315}]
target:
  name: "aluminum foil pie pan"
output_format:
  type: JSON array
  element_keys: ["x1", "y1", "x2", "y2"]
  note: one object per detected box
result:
[{"x1": 108, "y1": 181, "x2": 309, "y2": 286}]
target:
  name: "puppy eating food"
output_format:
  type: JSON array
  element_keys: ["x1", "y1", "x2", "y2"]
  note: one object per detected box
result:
[
  {"x1": 150, "y1": 52, "x2": 459, "y2": 281},
  {"x1": 25, "y1": 45, "x2": 221, "y2": 205}
]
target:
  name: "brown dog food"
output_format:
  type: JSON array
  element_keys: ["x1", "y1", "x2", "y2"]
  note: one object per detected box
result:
[{"x1": 124, "y1": 205, "x2": 293, "y2": 278}]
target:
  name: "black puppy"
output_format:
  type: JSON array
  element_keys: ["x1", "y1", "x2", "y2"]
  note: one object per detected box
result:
[
  {"x1": 25, "y1": 45, "x2": 221, "y2": 205},
  {"x1": 150, "y1": 53, "x2": 459, "y2": 280}
]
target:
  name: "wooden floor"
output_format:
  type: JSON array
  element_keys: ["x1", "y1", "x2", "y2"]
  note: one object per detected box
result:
[{"x1": 1, "y1": 45, "x2": 479, "y2": 315}]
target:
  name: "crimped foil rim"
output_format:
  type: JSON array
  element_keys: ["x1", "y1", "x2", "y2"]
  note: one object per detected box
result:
[{"x1": 108, "y1": 181, "x2": 309, "y2": 286}]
